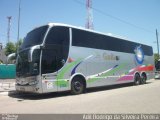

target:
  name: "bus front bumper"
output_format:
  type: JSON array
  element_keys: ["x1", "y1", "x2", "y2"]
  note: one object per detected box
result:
[{"x1": 15, "y1": 84, "x2": 42, "y2": 93}]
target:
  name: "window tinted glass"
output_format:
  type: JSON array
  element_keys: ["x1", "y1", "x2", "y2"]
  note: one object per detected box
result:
[
  {"x1": 41, "y1": 26, "x2": 70, "y2": 74},
  {"x1": 45, "y1": 26, "x2": 69, "y2": 46},
  {"x1": 16, "y1": 49, "x2": 40, "y2": 77},
  {"x1": 41, "y1": 50, "x2": 60, "y2": 74},
  {"x1": 72, "y1": 29, "x2": 153, "y2": 56},
  {"x1": 21, "y1": 26, "x2": 48, "y2": 49}
]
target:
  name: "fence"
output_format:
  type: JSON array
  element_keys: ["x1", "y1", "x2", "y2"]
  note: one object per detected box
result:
[{"x1": 0, "y1": 64, "x2": 16, "y2": 79}]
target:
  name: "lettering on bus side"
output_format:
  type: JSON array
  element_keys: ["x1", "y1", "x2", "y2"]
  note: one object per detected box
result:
[{"x1": 103, "y1": 52, "x2": 119, "y2": 61}]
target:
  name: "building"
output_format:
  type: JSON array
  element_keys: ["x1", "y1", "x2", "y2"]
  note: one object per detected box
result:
[{"x1": 0, "y1": 43, "x2": 7, "y2": 63}]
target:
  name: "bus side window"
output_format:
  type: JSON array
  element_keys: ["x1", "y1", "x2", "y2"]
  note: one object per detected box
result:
[{"x1": 41, "y1": 26, "x2": 69, "y2": 74}]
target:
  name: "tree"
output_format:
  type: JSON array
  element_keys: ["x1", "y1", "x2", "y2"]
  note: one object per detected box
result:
[
  {"x1": 154, "y1": 53, "x2": 160, "y2": 64},
  {"x1": 0, "y1": 59, "x2": 3, "y2": 64},
  {"x1": 5, "y1": 42, "x2": 16, "y2": 56},
  {"x1": 5, "y1": 39, "x2": 23, "y2": 56},
  {"x1": 15, "y1": 38, "x2": 23, "y2": 51}
]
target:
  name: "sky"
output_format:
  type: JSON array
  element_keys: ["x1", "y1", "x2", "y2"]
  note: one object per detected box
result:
[{"x1": 0, "y1": 0, "x2": 160, "y2": 53}]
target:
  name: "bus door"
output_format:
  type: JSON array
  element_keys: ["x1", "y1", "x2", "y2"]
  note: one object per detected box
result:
[
  {"x1": 41, "y1": 46, "x2": 59, "y2": 92},
  {"x1": 41, "y1": 26, "x2": 70, "y2": 92}
]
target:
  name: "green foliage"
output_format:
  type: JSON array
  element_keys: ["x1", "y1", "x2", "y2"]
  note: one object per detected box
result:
[
  {"x1": 15, "y1": 38, "x2": 23, "y2": 51},
  {"x1": 5, "y1": 42, "x2": 16, "y2": 56},
  {"x1": 154, "y1": 53, "x2": 160, "y2": 64},
  {"x1": 0, "y1": 60, "x2": 3, "y2": 64},
  {"x1": 5, "y1": 39, "x2": 23, "y2": 56}
]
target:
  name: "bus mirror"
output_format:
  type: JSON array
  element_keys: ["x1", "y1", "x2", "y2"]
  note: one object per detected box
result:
[{"x1": 7, "y1": 53, "x2": 16, "y2": 64}]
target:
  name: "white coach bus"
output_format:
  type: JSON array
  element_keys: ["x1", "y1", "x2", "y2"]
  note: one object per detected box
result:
[{"x1": 15, "y1": 23, "x2": 155, "y2": 94}]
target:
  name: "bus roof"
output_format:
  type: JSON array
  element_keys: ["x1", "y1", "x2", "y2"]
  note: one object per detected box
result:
[{"x1": 40, "y1": 23, "x2": 151, "y2": 47}]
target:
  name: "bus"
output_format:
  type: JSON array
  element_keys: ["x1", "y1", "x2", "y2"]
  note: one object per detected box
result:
[{"x1": 15, "y1": 23, "x2": 155, "y2": 94}]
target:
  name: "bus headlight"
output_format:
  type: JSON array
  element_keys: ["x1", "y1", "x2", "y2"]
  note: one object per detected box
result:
[
  {"x1": 29, "y1": 80, "x2": 38, "y2": 85},
  {"x1": 28, "y1": 76, "x2": 38, "y2": 85}
]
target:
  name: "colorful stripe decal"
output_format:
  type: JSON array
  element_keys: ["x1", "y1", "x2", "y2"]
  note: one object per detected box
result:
[
  {"x1": 117, "y1": 65, "x2": 154, "y2": 81},
  {"x1": 71, "y1": 55, "x2": 93, "y2": 76},
  {"x1": 56, "y1": 55, "x2": 154, "y2": 85},
  {"x1": 56, "y1": 59, "x2": 82, "y2": 80},
  {"x1": 71, "y1": 62, "x2": 82, "y2": 76},
  {"x1": 56, "y1": 58, "x2": 82, "y2": 87},
  {"x1": 87, "y1": 63, "x2": 126, "y2": 83}
]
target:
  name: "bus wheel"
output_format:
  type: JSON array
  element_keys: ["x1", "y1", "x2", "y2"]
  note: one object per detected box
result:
[
  {"x1": 141, "y1": 73, "x2": 147, "y2": 84},
  {"x1": 134, "y1": 73, "x2": 140, "y2": 85},
  {"x1": 71, "y1": 77, "x2": 85, "y2": 95}
]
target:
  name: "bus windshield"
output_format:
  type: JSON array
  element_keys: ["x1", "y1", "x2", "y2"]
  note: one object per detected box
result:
[
  {"x1": 20, "y1": 25, "x2": 48, "y2": 49},
  {"x1": 16, "y1": 49, "x2": 41, "y2": 77}
]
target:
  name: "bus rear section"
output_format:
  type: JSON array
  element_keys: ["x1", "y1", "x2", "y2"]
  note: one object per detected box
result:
[{"x1": 70, "y1": 28, "x2": 155, "y2": 92}]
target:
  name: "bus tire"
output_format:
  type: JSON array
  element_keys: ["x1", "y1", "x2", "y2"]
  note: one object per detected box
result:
[
  {"x1": 134, "y1": 73, "x2": 141, "y2": 85},
  {"x1": 71, "y1": 76, "x2": 86, "y2": 95},
  {"x1": 140, "y1": 73, "x2": 147, "y2": 84}
]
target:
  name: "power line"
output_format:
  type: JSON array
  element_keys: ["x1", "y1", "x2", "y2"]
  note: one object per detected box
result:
[{"x1": 73, "y1": 0, "x2": 155, "y2": 34}]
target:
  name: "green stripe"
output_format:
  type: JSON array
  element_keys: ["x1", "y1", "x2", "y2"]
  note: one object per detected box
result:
[
  {"x1": 87, "y1": 63, "x2": 127, "y2": 83},
  {"x1": 56, "y1": 80, "x2": 69, "y2": 87},
  {"x1": 56, "y1": 58, "x2": 82, "y2": 86}
]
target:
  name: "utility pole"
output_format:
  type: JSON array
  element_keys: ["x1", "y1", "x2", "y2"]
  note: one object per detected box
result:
[
  {"x1": 156, "y1": 29, "x2": 159, "y2": 59},
  {"x1": 17, "y1": 0, "x2": 21, "y2": 43},
  {"x1": 7, "y1": 16, "x2": 12, "y2": 43}
]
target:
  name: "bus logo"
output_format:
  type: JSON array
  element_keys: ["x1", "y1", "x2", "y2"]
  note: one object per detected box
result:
[{"x1": 134, "y1": 45, "x2": 144, "y2": 64}]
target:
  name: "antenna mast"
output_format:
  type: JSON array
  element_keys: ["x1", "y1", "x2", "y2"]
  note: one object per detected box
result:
[{"x1": 86, "y1": 0, "x2": 94, "y2": 29}]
